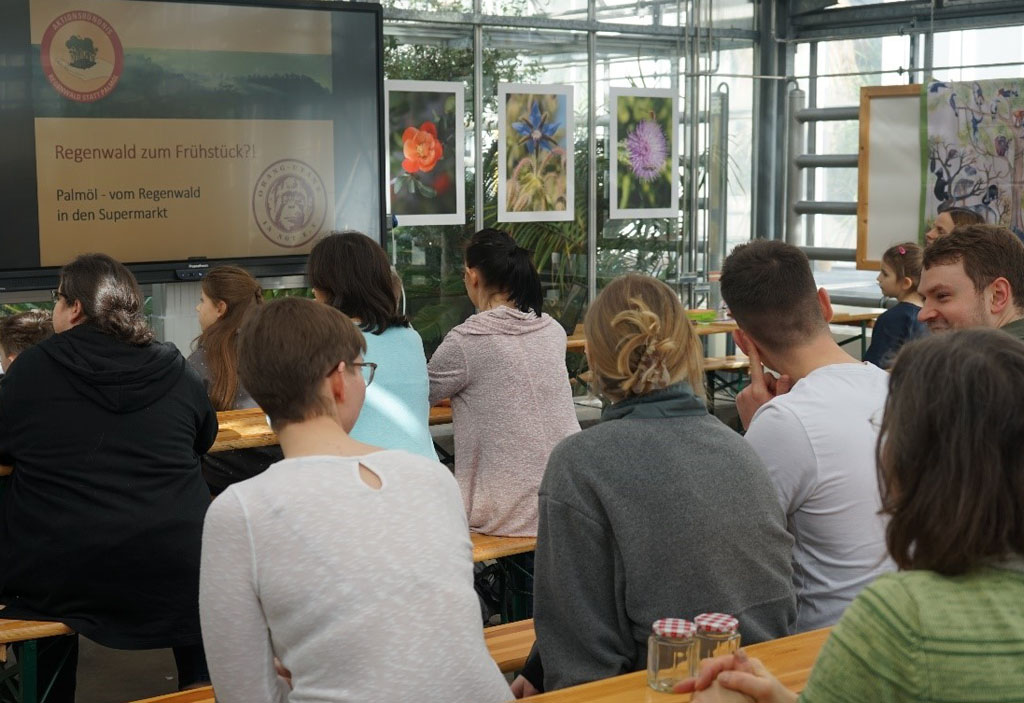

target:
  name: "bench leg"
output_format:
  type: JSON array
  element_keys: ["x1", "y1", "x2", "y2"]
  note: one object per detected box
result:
[
  {"x1": 7, "y1": 636, "x2": 77, "y2": 703},
  {"x1": 497, "y1": 553, "x2": 534, "y2": 624}
]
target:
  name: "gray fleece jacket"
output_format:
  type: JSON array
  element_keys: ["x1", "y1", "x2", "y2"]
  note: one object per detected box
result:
[{"x1": 531, "y1": 383, "x2": 796, "y2": 691}]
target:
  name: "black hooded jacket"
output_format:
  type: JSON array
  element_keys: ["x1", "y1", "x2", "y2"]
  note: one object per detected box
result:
[{"x1": 0, "y1": 323, "x2": 217, "y2": 648}]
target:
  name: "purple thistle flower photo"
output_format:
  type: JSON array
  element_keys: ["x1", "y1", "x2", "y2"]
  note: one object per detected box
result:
[{"x1": 625, "y1": 118, "x2": 668, "y2": 182}]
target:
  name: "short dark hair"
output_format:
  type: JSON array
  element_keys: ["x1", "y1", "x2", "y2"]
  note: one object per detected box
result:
[
  {"x1": 465, "y1": 228, "x2": 543, "y2": 318},
  {"x1": 238, "y1": 297, "x2": 366, "y2": 428},
  {"x1": 719, "y1": 240, "x2": 827, "y2": 350},
  {"x1": 0, "y1": 309, "x2": 54, "y2": 357},
  {"x1": 307, "y1": 231, "x2": 409, "y2": 335},
  {"x1": 880, "y1": 328, "x2": 1024, "y2": 575},
  {"x1": 922, "y1": 224, "x2": 1024, "y2": 310},
  {"x1": 59, "y1": 253, "x2": 153, "y2": 345}
]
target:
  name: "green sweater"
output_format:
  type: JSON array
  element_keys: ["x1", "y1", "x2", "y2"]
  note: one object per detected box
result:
[
  {"x1": 801, "y1": 558, "x2": 1024, "y2": 703},
  {"x1": 999, "y1": 317, "x2": 1024, "y2": 343}
]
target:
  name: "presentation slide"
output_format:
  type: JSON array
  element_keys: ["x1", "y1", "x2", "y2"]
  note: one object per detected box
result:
[{"x1": 0, "y1": 0, "x2": 383, "y2": 272}]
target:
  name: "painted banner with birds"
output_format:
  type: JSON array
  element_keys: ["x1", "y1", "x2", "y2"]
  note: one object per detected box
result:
[{"x1": 924, "y1": 79, "x2": 1024, "y2": 239}]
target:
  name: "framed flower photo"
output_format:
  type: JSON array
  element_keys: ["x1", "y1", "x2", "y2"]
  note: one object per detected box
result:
[
  {"x1": 498, "y1": 83, "x2": 575, "y2": 223},
  {"x1": 609, "y1": 87, "x2": 678, "y2": 219},
  {"x1": 385, "y1": 80, "x2": 465, "y2": 226}
]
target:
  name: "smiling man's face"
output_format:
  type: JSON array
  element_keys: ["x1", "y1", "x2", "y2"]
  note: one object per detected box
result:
[{"x1": 918, "y1": 260, "x2": 989, "y2": 332}]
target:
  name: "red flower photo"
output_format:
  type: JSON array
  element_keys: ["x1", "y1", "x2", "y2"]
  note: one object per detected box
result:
[
  {"x1": 386, "y1": 81, "x2": 465, "y2": 225},
  {"x1": 402, "y1": 122, "x2": 444, "y2": 174}
]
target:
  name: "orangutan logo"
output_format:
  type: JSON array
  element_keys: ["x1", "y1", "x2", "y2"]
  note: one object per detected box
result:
[{"x1": 252, "y1": 159, "x2": 327, "y2": 247}]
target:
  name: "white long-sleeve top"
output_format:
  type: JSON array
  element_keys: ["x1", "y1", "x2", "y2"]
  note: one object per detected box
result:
[{"x1": 199, "y1": 450, "x2": 512, "y2": 703}]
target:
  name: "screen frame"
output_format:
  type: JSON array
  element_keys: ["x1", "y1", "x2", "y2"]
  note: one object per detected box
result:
[{"x1": 0, "y1": 0, "x2": 386, "y2": 292}]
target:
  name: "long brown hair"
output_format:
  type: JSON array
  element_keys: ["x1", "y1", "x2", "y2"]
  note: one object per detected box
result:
[
  {"x1": 197, "y1": 266, "x2": 263, "y2": 411},
  {"x1": 879, "y1": 329, "x2": 1024, "y2": 575},
  {"x1": 584, "y1": 274, "x2": 705, "y2": 403},
  {"x1": 306, "y1": 231, "x2": 409, "y2": 334}
]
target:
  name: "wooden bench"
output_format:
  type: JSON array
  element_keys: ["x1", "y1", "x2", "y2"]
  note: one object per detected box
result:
[
  {"x1": 130, "y1": 620, "x2": 538, "y2": 702},
  {"x1": 471, "y1": 533, "x2": 537, "y2": 562},
  {"x1": 484, "y1": 617, "x2": 535, "y2": 673},
  {"x1": 0, "y1": 619, "x2": 76, "y2": 703}
]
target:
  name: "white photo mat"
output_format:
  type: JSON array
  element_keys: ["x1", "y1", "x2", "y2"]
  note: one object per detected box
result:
[
  {"x1": 608, "y1": 87, "x2": 679, "y2": 220},
  {"x1": 384, "y1": 79, "x2": 465, "y2": 227},
  {"x1": 497, "y1": 82, "x2": 575, "y2": 223}
]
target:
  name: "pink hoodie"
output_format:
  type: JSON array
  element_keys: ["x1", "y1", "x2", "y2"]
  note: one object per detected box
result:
[{"x1": 428, "y1": 307, "x2": 580, "y2": 536}]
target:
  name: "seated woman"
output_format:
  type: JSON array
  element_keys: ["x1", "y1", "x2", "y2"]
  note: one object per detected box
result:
[
  {"x1": 428, "y1": 228, "x2": 580, "y2": 536},
  {"x1": 0, "y1": 254, "x2": 217, "y2": 701},
  {"x1": 199, "y1": 297, "x2": 511, "y2": 703},
  {"x1": 514, "y1": 273, "x2": 796, "y2": 696},
  {"x1": 682, "y1": 328, "x2": 1024, "y2": 703},
  {"x1": 308, "y1": 231, "x2": 436, "y2": 460},
  {"x1": 188, "y1": 265, "x2": 282, "y2": 495}
]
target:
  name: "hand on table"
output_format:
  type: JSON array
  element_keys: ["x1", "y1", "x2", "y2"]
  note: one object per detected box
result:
[
  {"x1": 510, "y1": 674, "x2": 540, "y2": 698},
  {"x1": 735, "y1": 344, "x2": 791, "y2": 430},
  {"x1": 674, "y1": 650, "x2": 797, "y2": 703}
]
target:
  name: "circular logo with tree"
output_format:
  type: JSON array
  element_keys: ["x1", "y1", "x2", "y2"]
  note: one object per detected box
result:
[
  {"x1": 252, "y1": 159, "x2": 328, "y2": 247},
  {"x1": 40, "y1": 11, "x2": 124, "y2": 103}
]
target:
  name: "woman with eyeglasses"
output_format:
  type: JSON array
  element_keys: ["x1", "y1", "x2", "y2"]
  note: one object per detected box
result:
[
  {"x1": 307, "y1": 231, "x2": 436, "y2": 460},
  {"x1": 0, "y1": 254, "x2": 218, "y2": 701},
  {"x1": 199, "y1": 298, "x2": 511, "y2": 703}
]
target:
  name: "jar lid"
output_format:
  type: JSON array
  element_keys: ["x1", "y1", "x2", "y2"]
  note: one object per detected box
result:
[
  {"x1": 651, "y1": 618, "x2": 695, "y2": 639},
  {"x1": 694, "y1": 613, "x2": 739, "y2": 634}
]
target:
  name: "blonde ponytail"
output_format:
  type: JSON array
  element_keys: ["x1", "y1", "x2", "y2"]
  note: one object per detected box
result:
[{"x1": 585, "y1": 274, "x2": 704, "y2": 403}]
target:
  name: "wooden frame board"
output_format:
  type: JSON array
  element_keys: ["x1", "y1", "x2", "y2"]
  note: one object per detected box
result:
[{"x1": 857, "y1": 84, "x2": 922, "y2": 270}]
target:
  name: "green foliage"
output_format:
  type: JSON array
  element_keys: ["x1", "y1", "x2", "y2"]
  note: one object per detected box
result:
[
  {"x1": 262, "y1": 287, "x2": 314, "y2": 300},
  {"x1": 0, "y1": 301, "x2": 53, "y2": 316}
]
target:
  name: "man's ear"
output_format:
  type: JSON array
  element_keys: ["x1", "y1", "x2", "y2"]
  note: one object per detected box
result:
[
  {"x1": 68, "y1": 299, "x2": 86, "y2": 326},
  {"x1": 733, "y1": 329, "x2": 750, "y2": 355},
  {"x1": 817, "y1": 287, "x2": 834, "y2": 323},
  {"x1": 987, "y1": 277, "x2": 1014, "y2": 315}
]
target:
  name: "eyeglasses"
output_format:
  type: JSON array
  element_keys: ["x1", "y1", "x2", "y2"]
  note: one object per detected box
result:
[
  {"x1": 352, "y1": 362, "x2": 377, "y2": 387},
  {"x1": 327, "y1": 360, "x2": 377, "y2": 387},
  {"x1": 50, "y1": 289, "x2": 66, "y2": 303}
]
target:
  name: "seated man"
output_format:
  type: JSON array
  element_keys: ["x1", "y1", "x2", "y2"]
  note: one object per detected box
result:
[
  {"x1": 0, "y1": 309, "x2": 53, "y2": 372},
  {"x1": 199, "y1": 297, "x2": 510, "y2": 703},
  {"x1": 720, "y1": 240, "x2": 893, "y2": 632},
  {"x1": 918, "y1": 224, "x2": 1024, "y2": 341}
]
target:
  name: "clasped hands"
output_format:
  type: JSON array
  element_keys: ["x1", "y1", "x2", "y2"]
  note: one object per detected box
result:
[{"x1": 672, "y1": 649, "x2": 797, "y2": 703}]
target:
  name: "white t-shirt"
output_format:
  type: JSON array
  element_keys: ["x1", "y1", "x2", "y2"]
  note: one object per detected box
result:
[
  {"x1": 744, "y1": 362, "x2": 895, "y2": 632},
  {"x1": 199, "y1": 450, "x2": 511, "y2": 703}
]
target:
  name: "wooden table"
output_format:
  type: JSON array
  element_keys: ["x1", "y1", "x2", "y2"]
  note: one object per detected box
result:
[
  {"x1": 471, "y1": 532, "x2": 537, "y2": 562},
  {"x1": 519, "y1": 626, "x2": 831, "y2": 702},
  {"x1": 0, "y1": 618, "x2": 76, "y2": 703},
  {"x1": 212, "y1": 407, "x2": 455, "y2": 454},
  {"x1": 211, "y1": 408, "x2": 276, "y2": 452},
  {"x1": 130, "y1": 627, "x2": 829, "y2": 703}
]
